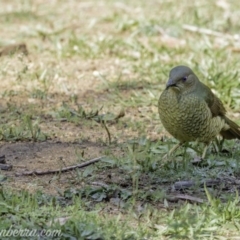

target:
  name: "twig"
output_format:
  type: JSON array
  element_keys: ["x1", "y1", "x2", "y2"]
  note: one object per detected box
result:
[
  {"x1": 91, "y1": 181, "x2": 109, "y2": 188},
  {"x1": 174, "y1": 180, "x2": 195, "y2": 189},
  {"x1": 0, "y1": 155, "x2": 6, "y2": 164},
  {"x1": 0, "y1": 163, "x2": 12, "y2": 171},
  {"x1": 58, "y1": 156, "x2": 75, "y2": 178},
  {"x1": 114, "y1": 109, "x2": 125, "y2": 121},
  {"x1": 15, "y1": 156, "x2": 104, "y2": 176},
  {"x1": 174, "y1": 179, "x2": 220, "y2": 190},
  {"x1": 183, "y1": 24, "x2": 240, "y2": 41},
  {"x1": 100, "y1": 120, "x2": 111, "y2": 144},
  {"x1": 94, "y1": 109, "x2": 125, "y2": 124},
  {"x1": 97, "y1": 109, "x2": 125, "y2": 145},
  {"x1": 69, "y1": 109, "x2": 82, "y2": 118},
  {"x1": 0, "y1": 43, "x2": 28, "y2": 56},
  {"x1": 168, "y1": 194, "x2": 205, "y2": 203},
  {"x1": 12, "y1": 165, "x2": 27, "y2": 168}
]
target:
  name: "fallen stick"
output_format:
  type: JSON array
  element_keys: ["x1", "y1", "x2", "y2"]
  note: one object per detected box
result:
[
  {"x1": 168, "y1": 194, "x2": 205, "y2": 204},
  {"x1": 0, "y1": 43, "x2": 28, "y2": 56},
  {"x1": 174, "y1": 179, "x2": 220, "y2": 190},
  {"x1": 183, "y1": 24, "x2": 240, "y2": 41},
  {"x1": 15, "y1": 156, "x2": 104, "y2": 176},
  {"x1": 0, "y1": 155, "x2": 6, "y2": 164},
  {"x1": 91, "y1": 181, "x2": 109, "y2": 188},
  {"x1": 0, "y1": 163, "x2": 12, "y2": 171}
]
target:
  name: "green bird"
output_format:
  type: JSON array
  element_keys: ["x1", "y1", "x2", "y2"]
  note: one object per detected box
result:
[{"x1": 158, "y1": 65, "x2": 240, "y2": 159}]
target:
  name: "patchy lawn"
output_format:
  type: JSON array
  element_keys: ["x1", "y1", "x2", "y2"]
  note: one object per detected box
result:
[{"x1": 1, "y1": 0, "x2": 240, "y2": 239}]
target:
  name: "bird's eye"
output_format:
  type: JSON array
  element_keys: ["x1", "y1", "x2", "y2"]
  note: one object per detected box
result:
[{"x1": 182, "y1": 76, "x2": 187, "y2": 82}]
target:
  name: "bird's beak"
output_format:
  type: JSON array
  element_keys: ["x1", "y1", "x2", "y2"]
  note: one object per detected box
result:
[{"x1": 166, "y1": 79, "x2": 177, "y2": 89}]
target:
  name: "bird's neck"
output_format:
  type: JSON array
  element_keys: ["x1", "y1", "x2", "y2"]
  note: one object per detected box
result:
[{"x1": 168, "y1": 86, "x2": 195, "y2": 96}]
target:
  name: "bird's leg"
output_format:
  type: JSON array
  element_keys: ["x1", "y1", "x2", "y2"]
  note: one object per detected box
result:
[
  {"x1": 214, "y1": 137, "x2": 225, "y2": 153},
  {"x1": 201, "y1": 143, "x2": 210, "y2": 159},
  {"x1": 212, "y1": 140, "x2": 219, "y2": 153},
  {"x1": 219, "y1": 138, "x2": 225, "y2": 152},
  {"x1": 163, "y1": 142, "x2": 183, "y2": 159},
  {"x1": 169, "y1": 142, "x2": 182, "y2": 155}
]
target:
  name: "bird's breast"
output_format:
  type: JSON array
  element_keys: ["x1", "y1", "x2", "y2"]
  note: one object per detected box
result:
[{"x1": 158, "y1": 89, "x2": 225, "y2": 143}]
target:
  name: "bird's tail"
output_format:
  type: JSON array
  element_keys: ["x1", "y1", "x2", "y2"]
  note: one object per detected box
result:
[{"x1": 220, "y1": 116, "x2": 240, "y2": 139}]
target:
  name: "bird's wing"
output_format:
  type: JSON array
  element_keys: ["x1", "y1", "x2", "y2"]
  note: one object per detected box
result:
[
  {"x1": 200, "y1": 82, "x2": 240, "y2": 139},
  {"x1": 208, "y1": 94, "x2": 226, "y2": 117},
  {"x1": 200, "y1": 83, "x2": 226, "y2": 117}
]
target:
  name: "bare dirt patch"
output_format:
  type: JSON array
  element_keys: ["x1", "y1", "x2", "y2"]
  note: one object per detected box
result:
[{"x1": 1, "y1": 140, "x2": 111, "y2": 194}]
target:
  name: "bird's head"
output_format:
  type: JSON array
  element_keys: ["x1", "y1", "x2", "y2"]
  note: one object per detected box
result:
[{"x1": 166, "y1": 66, "x2": 199, "y2": 93}]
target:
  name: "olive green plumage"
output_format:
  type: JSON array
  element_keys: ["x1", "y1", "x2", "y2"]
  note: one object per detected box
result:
[{"x1": 158, "y1": 65, "x2": 240, "y2": 158}]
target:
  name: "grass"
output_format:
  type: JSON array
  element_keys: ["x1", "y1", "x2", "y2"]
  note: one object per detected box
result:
[{"x1": 0, "y1": 0, "x2": 240, "y2": 239}]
